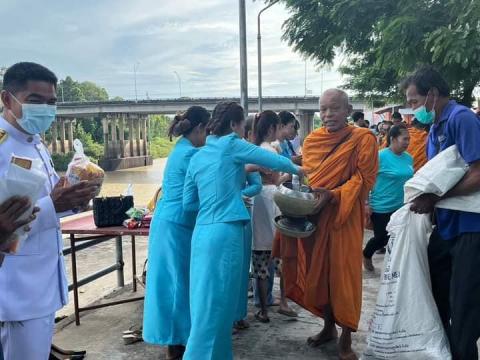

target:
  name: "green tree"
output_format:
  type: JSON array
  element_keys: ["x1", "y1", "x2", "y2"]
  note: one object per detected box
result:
[
  {"x1": 275, "y1": 0, "x2": 480, "y2": 106},
  {"x1": 58, "y1": 76, "x2": 109, "y2": 102},
  {"x1": 149, "y1": 115, "x2": 172, "y2": 138},
  {"x1": 79, "y1": 81, "x2": 108, "y2": 102}
]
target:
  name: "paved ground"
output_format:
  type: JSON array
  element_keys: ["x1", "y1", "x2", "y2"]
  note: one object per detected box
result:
[{"x1": 54, "y1": 230, "x2": 385, "y2": 360}]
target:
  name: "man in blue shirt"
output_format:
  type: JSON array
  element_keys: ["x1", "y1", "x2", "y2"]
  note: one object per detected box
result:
[{"x1": 403, "y1": 66, "x2": 480, "y2": 360}]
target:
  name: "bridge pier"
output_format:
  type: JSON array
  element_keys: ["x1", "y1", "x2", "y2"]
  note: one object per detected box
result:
[
  {"x1": 297, "y1": 110, "x2": 315, "y2": 143},
  {"x1": 98, "y1": 113, "x2": 152, "y2": 171}
]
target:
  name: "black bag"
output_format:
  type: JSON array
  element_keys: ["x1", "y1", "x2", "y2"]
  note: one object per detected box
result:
[{"x1": 93, "y1": 195, "x2": 134, "y2": 227}]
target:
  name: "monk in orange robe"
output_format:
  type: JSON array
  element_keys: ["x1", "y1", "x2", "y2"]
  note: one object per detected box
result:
[
  {"x1": 275, "y1": 89, "x2": 378, "y2": 359},
  {"x1": 407, "y1": 119, "x2": 429, "y2": 172}
]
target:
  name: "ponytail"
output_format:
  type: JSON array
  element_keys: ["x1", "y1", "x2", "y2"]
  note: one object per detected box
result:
[{"x1": 167, "y1": 106, "x2": 210, "y2": 141}]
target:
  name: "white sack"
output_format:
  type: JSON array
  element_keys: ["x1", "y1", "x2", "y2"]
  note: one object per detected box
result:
[
  {"x1": 404, "y1": 145, "x2": 480, "y2": 213},
  {"x1": 362, "y1": 205, "x2": 451, "y2": 360}
]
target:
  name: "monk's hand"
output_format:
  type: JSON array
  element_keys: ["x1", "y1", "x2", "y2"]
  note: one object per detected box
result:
[
  {"x1": 410, "y1": 193, "x2": 441, "y2": 214},
  {"x1": 311, "y1": 188, "x2": 334, "y2": 213},
  {"x1": 296, "y1": 167, "x2": 306, "y2": 178},
  {"x1": 292, "y1": 155, "x2": 302, "y2": 165}
]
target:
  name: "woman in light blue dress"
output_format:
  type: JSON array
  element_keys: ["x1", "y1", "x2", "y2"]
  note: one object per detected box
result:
[
  {"x1": 234, "y1": 117, "x2": 262, "y2": 330},
  {"x1": 143, "y1": 106, "x2": 210, "y2": 360},
  {"x1": 182, "y1": 102, "x2": 303, "y2": 360}
]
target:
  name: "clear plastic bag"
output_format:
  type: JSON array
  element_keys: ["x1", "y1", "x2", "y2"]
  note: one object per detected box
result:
[
  {"x1": 0, "y1": 155, "x2": 48, "y2": 253},
  {"x1": 66, "y1": 139, "x2": 104, "y2": 194}
]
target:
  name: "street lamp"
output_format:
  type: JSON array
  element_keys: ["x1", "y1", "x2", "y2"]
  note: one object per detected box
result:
[
  {"x1": 173, "y1": 71, "x2": 182, "y2": 98},
  {"x1": 133, "y1": 62, "x2": 140, "y2": 102},
  {"x1": 239, "y1": 0, "x2": 248, "y2": 114},
  {"x1": 257, "y1": 0, "x2": 279, "y2": 112}
]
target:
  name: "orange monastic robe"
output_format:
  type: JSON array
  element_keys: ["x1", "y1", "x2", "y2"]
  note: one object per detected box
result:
[
  {"x1": 279, "y1": 126, "x2": 378, "y2": 330},
  {"x1": 407, "y1": 127, "x2": 428, "y2": 172}
]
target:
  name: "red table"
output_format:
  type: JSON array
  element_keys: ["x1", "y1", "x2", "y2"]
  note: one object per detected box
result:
[{"x1": 62, "y1": 213, "x2": 149, "y2": 325}]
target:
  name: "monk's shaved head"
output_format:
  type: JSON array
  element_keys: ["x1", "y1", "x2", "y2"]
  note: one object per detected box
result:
[
  {"x1": 320, "y1": 89, "x2": 350, "y2": 109},
  {"x1": 319, "y1": 88, "x2": 352, "y2": 132}
]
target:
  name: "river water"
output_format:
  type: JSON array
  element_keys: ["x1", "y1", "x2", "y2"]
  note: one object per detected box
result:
[{"x1": 98, "y1": 158, "x2": 167, "y2": 205}]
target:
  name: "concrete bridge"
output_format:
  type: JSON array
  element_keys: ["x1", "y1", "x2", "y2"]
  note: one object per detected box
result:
[{"x1": 52, "y1": 96, "x2": 366, "y2": 170}]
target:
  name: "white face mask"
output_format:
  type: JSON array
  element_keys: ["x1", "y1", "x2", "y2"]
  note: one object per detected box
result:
[{"x1": 9, "y1": 93, "x2": 56, "y2": 134}]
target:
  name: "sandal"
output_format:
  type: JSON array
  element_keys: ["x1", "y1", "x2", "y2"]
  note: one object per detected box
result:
[
  {"x1": 255, "y1": 310, "x2": 270, "y2": 323},
  {"x1": 234, "y1": 320, "x2": 250, "y2": 330}
]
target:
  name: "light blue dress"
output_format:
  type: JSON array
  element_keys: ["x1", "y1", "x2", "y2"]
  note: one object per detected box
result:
[
  {"x1": 143, "y1": 137, "x2": 199, "y2": 346},
  {"x1": 235, "y1": 171, "x2": 262, "y2": 322},
  {"x1": 182, "y1": 133, "x2": 298, "y2": 360}
]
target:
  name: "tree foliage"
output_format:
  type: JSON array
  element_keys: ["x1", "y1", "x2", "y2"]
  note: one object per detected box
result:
[
  {"x1": 276, "y1": 0, "x2": 480, "y2": 105},
  {"x1": 58, "y1": 76, "x2": 109, "y2": 102}
]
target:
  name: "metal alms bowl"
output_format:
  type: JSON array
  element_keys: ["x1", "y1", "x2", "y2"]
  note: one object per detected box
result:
[
  {"x1": 274, "y1": 215, "x2": 316, "y2": 238},
  {"x1": 273, "y1": 182, "x2": 317, "y2": 217}
]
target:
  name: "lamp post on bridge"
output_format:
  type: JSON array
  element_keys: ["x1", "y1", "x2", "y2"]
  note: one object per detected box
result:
[
  {"x1": 173, "y1": 71, "x2": 182, "y2": 98},
  {"x1": 239, "y1": 0, "x2": 248, "y2": 115},
  {"x1": 133, "y1": 62, "x2": 140, "y2": 102},
  {"x1": 257, "y1": 0, "x2": 279, "y2": 113}
]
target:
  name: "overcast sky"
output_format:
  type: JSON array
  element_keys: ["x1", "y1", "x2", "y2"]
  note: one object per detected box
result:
[{"x1": 0, "y1": 1, "x2": 344, "y2": 100}]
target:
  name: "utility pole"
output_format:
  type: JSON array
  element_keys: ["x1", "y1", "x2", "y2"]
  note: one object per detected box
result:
[
  {"x1": 239, "y1": 0, "x2": 248, "y2": 115},
  {"x1": 257, "y1": 0, "x2": 279, "y2": 112},
  {"x1": 304, "y1": 60, "x2": 307, "y2": 97}
]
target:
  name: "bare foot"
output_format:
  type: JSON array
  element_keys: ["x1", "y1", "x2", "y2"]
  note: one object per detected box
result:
[
  {"x1": 338, "y1": 329, "x2": 357, "y2": 360},
  {"x1": 363, "y1": 256, "x2": 375, "y2": 272},
  {"x1": 166, "y1": 345, "x2": 185, "y2": 360},
  {"x1": 278, "y1": 304, "x2": 298, "y2": 317},
  {"x1": 307, "y1": 327, "x2": 338, "y2": 348}
]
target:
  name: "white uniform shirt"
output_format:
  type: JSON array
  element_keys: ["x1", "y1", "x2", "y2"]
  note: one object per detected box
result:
[{"x1": 0, "y1": 116, "x2": 68, "y2": 322}]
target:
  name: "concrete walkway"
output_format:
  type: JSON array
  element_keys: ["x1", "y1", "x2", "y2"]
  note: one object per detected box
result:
[{"x1": 54, "y1": 232, "x2": 385, "y2": 360}]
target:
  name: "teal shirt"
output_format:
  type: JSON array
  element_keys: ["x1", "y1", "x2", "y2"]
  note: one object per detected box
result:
[
  {"x1": 183, "y1": 133, "x2": 299, "y2": 225},
  {"x1": 369, "y1": 148, "x2": 414, "y2": 214},
  {"x1": 155, "y1": 137, "x2": 199, "y2": 228}
]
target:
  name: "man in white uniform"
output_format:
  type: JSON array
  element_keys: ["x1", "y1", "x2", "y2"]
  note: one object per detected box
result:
[{"x1": 0, "y1": 62, "x2": 98, "y2": 360}]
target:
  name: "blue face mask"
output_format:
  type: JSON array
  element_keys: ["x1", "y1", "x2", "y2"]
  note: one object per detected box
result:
[
  {"x1": 9, "y1": 93, "x2": 57, "y2": 135},
  {"x1": 413, "y1": 92, "x2": 436, "y2": 125}
]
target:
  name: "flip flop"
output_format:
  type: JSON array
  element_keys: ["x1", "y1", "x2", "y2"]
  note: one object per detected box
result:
[
  {"x1": 123, "y1": 331, "x2": 143, "y2": 345},
  {"x1": 255, "y1": 311, "x2": 270, "y2": 323},
  {"x1": 277, "y1": 308, "x2": 298, "y2": 318}
]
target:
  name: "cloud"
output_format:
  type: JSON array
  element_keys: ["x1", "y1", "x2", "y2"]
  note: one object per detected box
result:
[{"x1": 0, "y1": 0, "x2": 344, "y2": 99}]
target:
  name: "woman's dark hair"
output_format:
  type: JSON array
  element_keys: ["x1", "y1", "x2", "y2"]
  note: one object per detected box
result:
[
  {"x1": 278, "y1": 111, "x2": 296, "y2": 126},
  {"x1": 400, "y1": 66, "x2": 450, "y2": 97},
  {"x1": 253, "y1": 110, "x2": 280, "y2": 146},
  {"x1": 387, "y1": 123, "x2": 408, "y2": 147},
  {"x1": 167, "y1": 106, "x2": 210, "y2": 141},
  {"x1": 294, "y1": 119, "x2": 300, "y2": 131},
  {"x1": 207, "y1": 102, "x2": 244, "y2": 136}
]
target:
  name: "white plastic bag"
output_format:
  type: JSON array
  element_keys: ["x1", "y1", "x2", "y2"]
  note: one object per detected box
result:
[
  {"x1": 404, "y1": 145, "x2": 480, "y2": 213},
  {"x1": 362, "y1": 205, "x2": 451, "y2": 360},
  {"x1": 0, "y1": 155, "x2": 48, "y2": 253},
  {"x1": 65, "y1": 139, "x2": 104, "y2": 194}
]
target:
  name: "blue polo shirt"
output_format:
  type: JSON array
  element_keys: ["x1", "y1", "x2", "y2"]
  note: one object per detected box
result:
[{"x1": 427, "y1": 100, "x2": 480, "y2": 240}]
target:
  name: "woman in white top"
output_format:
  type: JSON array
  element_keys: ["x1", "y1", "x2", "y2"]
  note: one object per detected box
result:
[{"x1": 251, "y1": 110, "x2": 297, "y2": 323}]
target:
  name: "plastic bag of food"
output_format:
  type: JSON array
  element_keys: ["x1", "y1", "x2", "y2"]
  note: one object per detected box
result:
[
  {"x1": 66, "y1": 139, "x2": 104, "y2": 194},
  {"x1": 0, "y1": 155, "x2": 48, "y2": 253}
]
